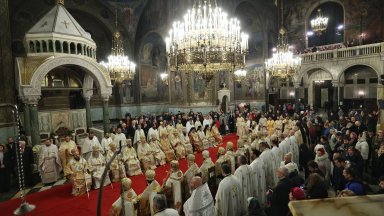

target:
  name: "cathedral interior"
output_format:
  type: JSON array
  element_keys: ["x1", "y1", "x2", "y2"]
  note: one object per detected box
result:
[{"x1": 0, "y1": 0, "x2": 384, "y2": 215}]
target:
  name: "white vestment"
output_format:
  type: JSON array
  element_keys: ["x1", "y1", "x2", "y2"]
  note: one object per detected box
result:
[
  {"x1": 215, "y1": 175, "x2": 244, "y2": 216},
  {"x1": 260, "y1": 148, "x2": 278, "y2": 188},
  {"x1": 82, "y1": 137, "x2": 102, "y2": 159},
  {"x1": 271, "y1": 146, "x2": 283, "y2": 169},
  {"x1": 289, "y1": 135, "x2": 299, "y2": 165},
  {"x1": 38, "y1": 144, "x2": 62, "y2": 183},
  {"x1": 147, "y1": 128, "x2": 159, "y2": 142},
  {"x1": 183, "y1": 183, "x2": 215, "y2": 216},
  {"x1": 140, "y1": 180, "x2": 160, "y2": 216},
  {"x1": 279, "y1": 138, "x2": 291, "y2": 158},
  {"x1": 154, "y1": 209, "x2": 179, "y2": 216},
  {"x1": 234, "y1": 164, "x2": 254, "y2": 210},
  {"x1": 88, "y1": 153, "x2": 111, "y2": 189},
  {"x1": 250, "y1": 158, "x2": 266, "y2": 205},
  {"x1": 101, "y1": 137, "x2": 113, "y2": 153},
  {"x1": 165, "y1": 170, "x2": 184, "y2": 212},
  {"x1": 113, "y1": 133, "x2": 127, "y2": 149},
  {"x1": 134, "y1": 129, "x2": 145, "y2": 145},
  {"x1": 112, "y1": 189, "x2": 137, "y2": 216}
]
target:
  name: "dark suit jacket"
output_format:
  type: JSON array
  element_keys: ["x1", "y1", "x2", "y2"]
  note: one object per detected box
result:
[{"x1": 270, "y1": 177, "x2": 292, "y2": 216}]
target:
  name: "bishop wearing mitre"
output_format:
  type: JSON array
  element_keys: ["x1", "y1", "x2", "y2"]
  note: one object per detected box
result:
[
  {"x1": 64, "y1": 148, "x2": 92, "y2": 196},
  {"x1": 199, "y1": 150, "x2": 215, "y2": 183},
  {"x1": 178, "y1": 126, "x2": 193, "y2": 155},
  {"x1": 107, "y1": 143, "x2": 127, "y2": 182},
  {"x1": 110, "y1": 177, "x2": 138, "y2": 216},
  {"x1": 82, "y1": 131, "x2": 103, "y2": 160},
  {"x1": 137, "y1": 135, "x2": 157, "y2": 171},
  {"x1": 169, "y1": 129, "x2": 186, "y2": 159},
  {"x1": 164, "y1": 160, "x2": 184, "y2": 213},
  {"x1": 138, "y1": 169, "x2": 161, "y2": 216},
  {"x1": 184, "y1": 154, "x2": 200, "y2": 198},
  {"x1": 59, "y1": 134, "x2": 77, "y2": 175},
  {"x1": 122, "y1": 139, "x2": 142, "y2": 176},
  {"x1": 88, "y1": 146, "x2": 111, "y2": 189},
  {"x1": 148, "y1": 134, "x2": 166, "y2": 166},
  {"x1": 183, "y1": 176, "x2": 215, "y2": 216},
  {"x1": 38, "y1": 139, "x2": 62, "y2": 184}
]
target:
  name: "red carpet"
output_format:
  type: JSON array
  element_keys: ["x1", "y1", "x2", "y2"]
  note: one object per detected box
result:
[{"x1": 0, "y1": 134, "x2": 238, "y2": 216}]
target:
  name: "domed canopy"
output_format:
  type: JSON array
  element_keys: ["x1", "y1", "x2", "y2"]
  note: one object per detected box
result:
[{"x1": 24, "y1": 1, "x2": 96, "y2": 59}]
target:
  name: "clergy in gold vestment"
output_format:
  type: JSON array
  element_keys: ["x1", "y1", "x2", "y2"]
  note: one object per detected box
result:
[
  {"x1": 148, "y1": 134, "x2": 166, "y2": 166},
  {"x1": 184, "y1": 154, "x2": 200, "y2": 198},
  {"x1": 164, "y1": 160, "x2": 184, "y2": 213},
  {"x1": 179, "y1": 127, "x2": 194, "y2": 155},
  {"x1": 225, "y1": 142, "x2": 236, "y2": 174},
  {"x1": 188, "y1": 128, "x2": 203, "y2": 152},
  {"x1": 107, "y1": 143, "x2": 127, "y2": 182},
  {"x1": 110, "y1": 177, "x2": 138, "y2": 216},
  {"x1": 215, "y1": 163, "x2": 244, "y2": 216},
  {"x1": 59, "y1": 135, "x2": 77, "y2": 175},
  {"x1": 215, "y1": 147, "x2": 230, "y2": 179},
  {"x1": 122, "y1": 139, "x2": 142, "y2": 176},
  {"x1": 64, "y1": 149, "x2": 92, "y2": 196},
  {"x1": 159, "y1": 130, "x2": 176, "y2": 162},
  {"x1": 169, "y1": 129, "x2": 186, "y2": 159},
  {"x1": 199, "y1": 150, "x2": 215, "y2": 183},
  {"x1": 267, "y1": 117, "x2": 275, "y2": 136},
  {"x1": 138, "y1": 169, "x2": 161, "y2": 216},
  {"x1": 38, "y1": 139, "x2": 62, "y2": 184},
  {"x1": 211, "y1": 124, "x2": 223, "y2": 144},
  {"x1": 236, "y1": 116, "x2": 246, "y2": 137},
  {"x1": 137, "y1": 135, "x2": 157, "y2": 171},
  {"x1": 88, "y1": 146, "x2": 111, "y2": 189}
]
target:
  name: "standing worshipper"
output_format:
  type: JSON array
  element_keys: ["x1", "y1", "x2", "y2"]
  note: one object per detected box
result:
[
  {"x1": 314, "y1": 147, "x2": 331, "y2": 187},
  {"x1": 133, "y1": 124, "x2": 145, "y2": 148},
  {"x1": 152, "y1": 194, "x2": 180, "y2": 216},
  {"x1": 271, "y1": 139, "x2": 283, "y2": 168},
  {"x1": 249, "y1": 148, "x2": 267, "y2": 206},
  {"x1": 234, "y1": 155, "x2": 254, "y2": 210},
  {"x1": 184, "y1": 154, "x2": 200, "y2": 198},
  {"x1": 110, "y1": 177, "x2": 138, "y2": 216},
  {"x1": 59, "y1": 134, "x2": 77, "y2": 174},
  {"x1": 114, "y1": 128, "x2": 127, "y2": 149},
  {"x1": 268, "y1": 167, "x2": 292, "y2": 216},
  {"x1": 183, "y1": 176, "x2": 215, "y2": 216},
  {"x1": 38, "y1": 139, "x2": 62, "y2": 184},
  {"x1": 101, "y1": 133, "x2": 113, "y2": 153},
  {"x1": 199, "y1": 150, "x2": 215, "y2": 183},
  {"x1": 18, "y1": 140, "x2": 34, "y2": 187},
  {"x1": 88, "y1": 146, "x2": 111, "y2": 189},
  {"x1": 82, "y1": 131, "x2": 102, "y2": 160},
  {"x1": 289, "y1": 130, "x2": 300, "y2": 165},
  {"x1": 164, "y1": 160, "x2": 184, "y2": 213},
  {"x1": 65, "y1": 148, "x2": 92, "y2": 196},
  {"x1": 138, "y1": 169, "x2": 161, "y2": 216},
  {"x1": 0, "y1": 144, "x2": 12, "y2": 192},
  {"x1": 215, "y1": 162, "x2": 244, "y2": 216},
  {"x1": 259, "y1": 142, "x2": 278, "y2": 188}
]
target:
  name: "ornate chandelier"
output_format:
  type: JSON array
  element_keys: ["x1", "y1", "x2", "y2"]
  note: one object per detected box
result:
[
  {"x1": 100, "y1": 11, "x2": 135, "y2": 83},
  {"x1": 265, "y1": 0, "x2": 301, "y2": 79},
  {"x1": 310, "y1": 9, "x2": 328, "y2": 35},
  {"x1": 166, "y1": 0, "x2": 248, "y2": 82},
  {"x1": 234, "y1": 69, "x2": 247, "y2": 82}
]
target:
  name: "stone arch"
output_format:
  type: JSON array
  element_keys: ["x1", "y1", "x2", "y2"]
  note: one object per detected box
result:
[
  {"x1": 297, "y1": 66, "x2": 333, "y2": 83},
  {"x1": 338, "y1": 63, "x2": 380, "y2": 82},
  {"x1": 23, "y1": 56, "x2": 112, "y2": 99}
]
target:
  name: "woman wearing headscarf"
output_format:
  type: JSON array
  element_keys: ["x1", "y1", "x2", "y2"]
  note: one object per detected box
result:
[{"x1": 247, "y1": 197, "x2": 267, "y2": 216}]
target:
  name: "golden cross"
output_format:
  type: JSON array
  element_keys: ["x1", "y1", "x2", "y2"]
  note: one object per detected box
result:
[{"x1": 62, "y1": 20, "x2": 70, "y2": 29}]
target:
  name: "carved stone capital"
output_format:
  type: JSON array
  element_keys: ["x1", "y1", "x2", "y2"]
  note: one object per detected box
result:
[
  {"x1": 20, "y1": 95, "x2": 40, "y2": 105},
  {"x1": 332, "y1": 81, "x2": 343, "y2": 87}
]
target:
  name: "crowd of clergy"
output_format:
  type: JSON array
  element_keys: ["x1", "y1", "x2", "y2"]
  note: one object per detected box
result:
[{"x1": 2, "y1": 107, "x2": 384, "y2": 216}]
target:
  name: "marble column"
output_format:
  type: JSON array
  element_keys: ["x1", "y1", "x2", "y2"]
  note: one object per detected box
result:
[
  {"x1": 102, "y1": 96, "x2": 110, "y2": 134},
  {"x1": 332, "y1": 81, "x2": 340, "y2": 112},
  {"x1": 23, "y1": 102, "x2": 31, "y2": 137},
  {"x1": 28, "y1": 97, "x2": 40, "y2": 146},
  {"x1": 84, "y1": 97, "x2": 92, "y2": 128}
]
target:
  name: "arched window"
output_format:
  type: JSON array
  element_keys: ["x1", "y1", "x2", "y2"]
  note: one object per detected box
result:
[
  {"x1": 48, "y1": 40, "x2": 54, "y2": 52},
  {"x1": 42, "y1": 41, "x2": 48, "y2": 52},
  {"x1": 63, "y1": 41, "x2": 69, "y2": 53},
  {"x1": 55, "y1": 40, "x2": 62, "y2": 53},
  {"x1": 77, "y1": 44, "x2": 82, "y2": 55},
  {"x1": 70, "y1": 42, "x2": 76, "y2": 54},
  {"x1": 307, "y1": 2, "x2": 344, "y2": 47},
  {"x1": 29, "y1": 41, "x2": 35, "y2": 53},
  {"x1": 35, "y1": 40, "x2": 41, "y2": 53}
]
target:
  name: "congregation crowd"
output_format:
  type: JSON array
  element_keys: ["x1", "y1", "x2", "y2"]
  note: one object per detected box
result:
[{"x1": 1, "y1": 106, "x2": 384, "y2": 216}]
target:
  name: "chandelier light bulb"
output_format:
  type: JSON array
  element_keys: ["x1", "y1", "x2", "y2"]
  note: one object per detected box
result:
[{"x1": 310, "y1": 9, "x2": 328, "y2": 35}]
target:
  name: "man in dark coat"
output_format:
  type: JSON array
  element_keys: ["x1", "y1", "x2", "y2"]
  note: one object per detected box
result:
[
  {"x1": 17, "y1": 140, "x2": 34, "y2": 187},
  {"x1": 269, "y1": 167, "x2": 292, "y2": 216}
]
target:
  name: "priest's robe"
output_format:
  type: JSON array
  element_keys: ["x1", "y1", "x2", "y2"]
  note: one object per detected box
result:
[
  {"x1": 189, "y1": 132, "x2": 203, "y2": 152},
  {"x1": 260, "y1": 148, "x2": 278, "y2": 188},
  {"x1": 121, "y1": 147, "x2": 142, "y2": 176},
  {"x1": 215, "y1": 175, "x2": 244, "y2": 216},
  {"x1": 88, "y1": 154, "x2": 111, "y2": 189},
  {"x1": 113, "y1": 133, "x2": 127, "y2": 149},
  {"x1": 165, "y1": 170, "x2": 184, "y2": 212},
  {"x1": 133, "y1": 129, "x2": 145, "y2": 146},
  {"x1": 234, "y1": 164, "x2": 254, "y2": 210},
  {"x1": 197, "y1": 130, "x2": 209, "y2": 150},
  {"x1": 137, "y1": 142, "x2": 157, "y2": 170},
  {"x1": 199, "y1": 158, "x2": 215, "y2": 183},
  {"x1": 139, "y1": 180, "x2": 161, "y2": 216},
  {"x1": 65, "y1": 157, "x2": 92, "y2": 196},
  {"x1": 38, "y1": 144, "x2": 62, "y2": 184},
  {"x1": 225, "y1": 150, "x2": 236, "y2": 174},
  {"x1": 183, "y1": 183, "x2": 215, "y2": 216},
  {"x1": 147, "y1": 128, "x2": 159, "y2": 142},
  {"x1": 82, "y1": 137, "x2": 103, "y2": 160},
  {"x1": 170, "y1": 134, "x2": 186, "y2": 159},
  {"x1": 179, "y1": 133, "x2": 194, "y2": 155},
  {"x1": 101, "y1": 137, "x2": 113, "y2": 153},
  {"x1": 211, "y1": 126, "x2": 223, "y2": 144},
  {"x1": 148, "y1": 139, "x2": 166, "y2": 166},
  {"x1": 289, "y1": 135, "x2": 300, "y2": 165},
  {"x1": 106, "y1": 150, "x2": 127, "y2": 182},
  {"x1": 111, "y1": 188, "x2": 138, "y2": 216},
  {"x1": 250, "y1": 157, "x2": 267, "y2": 205},
  {"x1": 279, "y1": 138, "x2": 291, "y2": 159},
  {"x1": 58, "y1": 140, "x2": 77, "y2": 175},
  {"x1": 158, "y1": 137, "x2": 176, "y2": 162},
  {"x1": 271, "y1": 146, "x2": 283, "y2": 169},
  {"x1": 184, "y1": 163, "x2": 200, "y2": 197}
]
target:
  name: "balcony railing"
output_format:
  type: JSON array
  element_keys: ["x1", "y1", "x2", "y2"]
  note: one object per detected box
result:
[{"x1": 299, "y1": 42, "x2": 384, "y2": 63}]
